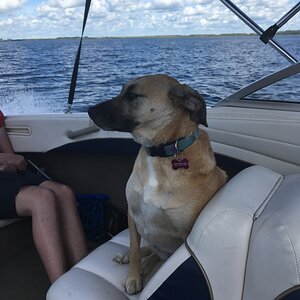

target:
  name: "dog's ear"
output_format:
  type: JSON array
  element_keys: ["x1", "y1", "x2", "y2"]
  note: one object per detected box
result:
[{"x1": 168, "y1": 84, "x2": 207, "y2": 127}]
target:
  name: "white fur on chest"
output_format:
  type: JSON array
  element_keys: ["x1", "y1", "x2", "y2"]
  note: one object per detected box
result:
[
  {"x1": 127, "y1": 156, "x2": 184, "y2": 258},
  {"x1": 143, "y1": 156, "x2": 160, "y2": 203}
]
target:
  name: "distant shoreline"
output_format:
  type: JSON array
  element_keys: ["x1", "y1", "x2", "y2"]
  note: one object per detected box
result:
[{"x1": 1, "y1": 29, "x2": 299, "y2": 42}]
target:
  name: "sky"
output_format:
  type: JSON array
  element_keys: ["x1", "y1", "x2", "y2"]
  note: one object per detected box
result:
[{"x1": 0, "y1": 0, "x2": 299, "y2": 39}]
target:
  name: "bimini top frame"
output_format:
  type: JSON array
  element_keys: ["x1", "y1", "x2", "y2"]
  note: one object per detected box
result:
[
  {"x1": 219, "y1": 0, "x2": 298, "y2": 64},
  {"x1": 216, "y1": 0, "x2": 300, "y2": 105}
]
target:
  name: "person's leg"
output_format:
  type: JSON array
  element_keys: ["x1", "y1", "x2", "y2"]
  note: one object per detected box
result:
[
  {"x1": 15, "y1": 186, "x2": 67, "y2": 283},
  {"x1": 40, "y1": 181, "x2": 88, "y2": 265}
]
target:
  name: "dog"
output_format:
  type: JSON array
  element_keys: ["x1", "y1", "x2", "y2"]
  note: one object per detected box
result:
[{"x1": 88, "y1": 74, "x2": 227, "y2": 295}]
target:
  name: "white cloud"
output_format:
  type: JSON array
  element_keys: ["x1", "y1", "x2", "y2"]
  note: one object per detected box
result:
[
  {"x1": 36, "y1": 3, "x2": 58, "y2": 13},
  {"x1": 183, "y1": 5, "x2": 206, "y2": 16},
  {"x1": 90, "y1": 0, "x2": 109, "y2": 17},
  {"x1": 0, "y1": 0, "x2": 26, "y2": 12},
  {"x1": 36, "y1": 0, "x2": 84, "y2": 16},
  {"x1": 145, "y1": 0, "x2": 182, "y2": 10},
  {"x1": 0, "y1": 0, "x2": 299, "y2": 39},
  {"x1": 47, "y1": 0, "x2": 84, "y2": 9},
  {"x1": 0, "y1": 18, "x2": 14, "y2": 26}
]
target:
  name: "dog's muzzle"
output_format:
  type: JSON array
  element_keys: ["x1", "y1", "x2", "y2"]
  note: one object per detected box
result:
[{"x1": 88, "y1": 103, "x2": 139, "y2": 132}]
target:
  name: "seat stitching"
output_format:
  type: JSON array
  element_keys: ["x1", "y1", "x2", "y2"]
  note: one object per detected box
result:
[{"x1": 283, "y1": 224, "x2": 300, "y2": 283}]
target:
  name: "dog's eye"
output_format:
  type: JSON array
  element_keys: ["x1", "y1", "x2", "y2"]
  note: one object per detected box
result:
[{"x1": 127, "y1": 93, "x2": 141, "y2": 101}]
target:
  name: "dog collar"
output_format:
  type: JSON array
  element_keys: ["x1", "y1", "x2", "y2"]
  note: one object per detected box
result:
[{"x1": 145, "y1": 127, "x2": 200, "y2": 157}]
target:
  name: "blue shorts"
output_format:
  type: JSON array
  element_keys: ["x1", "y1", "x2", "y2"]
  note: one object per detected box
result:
[{"x1": 0, "y1": 170, "x2": 47, "y2": 219}]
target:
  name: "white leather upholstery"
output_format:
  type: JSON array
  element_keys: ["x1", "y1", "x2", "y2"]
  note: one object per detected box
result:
[
  {"x1": 47, "y1": 268, "x2": 129, "y2": 300},
  {"x1": 47, "y1": 231, "x2": 133, "y2": 300},
  {"x1": 47, "y1": 166, "x2": 300, "y2": 300},
  {"x1": 186, "y1": 166, "x2": 283, "y2": 300},
  {"x1": 243, "y1": 174, "x2": 300, "y2": 300}
]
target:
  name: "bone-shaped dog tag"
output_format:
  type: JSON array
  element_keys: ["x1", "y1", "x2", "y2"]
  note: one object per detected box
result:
[{"x1": 171, "y1": 158, "x2": 189, "y2": 170}]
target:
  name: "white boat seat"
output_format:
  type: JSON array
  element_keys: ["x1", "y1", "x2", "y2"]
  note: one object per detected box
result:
[
  {"x1": 243, "y1": 173, "x2": 300, "y2": 300},
  {"x1": 46, "y1": 166, "x2": 300, "y2": 300}
]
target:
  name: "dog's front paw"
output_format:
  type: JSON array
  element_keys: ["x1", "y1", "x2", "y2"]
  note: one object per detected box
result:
[
  {"x1": 113, "y1": 252, "x2": 129, "y2": 264},
  {"x1": 125, "y1": 275, "x2": 142, "y2": 295}
]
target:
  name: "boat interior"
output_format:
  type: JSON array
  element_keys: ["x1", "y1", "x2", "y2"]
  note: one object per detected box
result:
[
  {"x1": 1, "y1": 98, "x2": 300, "y2": 300},
  {"x1": 1, "y1": 0, "x2": 300, "y2": 299}
]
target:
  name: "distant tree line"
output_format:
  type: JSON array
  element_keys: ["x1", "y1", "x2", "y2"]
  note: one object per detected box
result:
[{"x1": 1, "y1": 29, "x2": 299, "y2": 41}]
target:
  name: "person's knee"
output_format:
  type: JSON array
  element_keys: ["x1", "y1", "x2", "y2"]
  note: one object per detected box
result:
[
  {"x1": 56, "y1": 184, "x2": 76, "y2": 206},
  {"x1": 16, "y1": 186, "x2": 57, "y2": 216},
  {"x1": 31, "y1": 188, "x2": 58, "y2": 215}
]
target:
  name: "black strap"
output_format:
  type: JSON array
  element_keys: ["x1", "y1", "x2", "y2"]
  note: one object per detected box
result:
[{"x1": 67, "y1": 0, "x2": 92, "y2": 112}]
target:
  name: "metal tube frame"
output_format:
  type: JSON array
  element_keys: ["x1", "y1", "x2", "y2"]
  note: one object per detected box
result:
[
  {"x1": 219, "y1": 0, "x2": 298, "y2": 64},
  {"x1": 276, "y1": 2, "x2": 300, "y2": 28}
]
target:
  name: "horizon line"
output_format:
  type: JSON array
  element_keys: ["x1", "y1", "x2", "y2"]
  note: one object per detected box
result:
[{"x1": 1, "y1": 29, "x2": 299, "y2": 41}]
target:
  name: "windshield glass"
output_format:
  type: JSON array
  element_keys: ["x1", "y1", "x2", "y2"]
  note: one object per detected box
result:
[{"x1": 245, "y1": 72, "x2": 300, "y2": 102}]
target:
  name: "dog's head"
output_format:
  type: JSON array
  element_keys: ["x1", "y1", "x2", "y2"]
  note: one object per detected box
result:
[{"x1": 88, "y1": 74, "x2": 207, "y2": 133}]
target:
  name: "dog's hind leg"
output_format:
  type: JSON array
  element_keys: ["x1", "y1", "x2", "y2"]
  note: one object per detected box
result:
[
  {"x1": 142, "y1": 251, "x2": 160, "y2": 275},
  {"x1": 125, "y1": 213, "x2": 142, "y2": 295},
  {"x1": 140, "y1": 246, "x2": 152, "y2": 257}
]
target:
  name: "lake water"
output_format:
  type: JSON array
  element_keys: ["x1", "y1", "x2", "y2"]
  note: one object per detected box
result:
[{"x1": 0, "y1": 35, "x2": 299, "y2": 114}]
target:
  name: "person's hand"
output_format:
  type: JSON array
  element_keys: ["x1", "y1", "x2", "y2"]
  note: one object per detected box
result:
[
  {"x1": 0, "y1": 153, "x2": 27, "y2": 171},
  {"x1": 0, "y1": 163, "x2": 18, "y2": 173}
]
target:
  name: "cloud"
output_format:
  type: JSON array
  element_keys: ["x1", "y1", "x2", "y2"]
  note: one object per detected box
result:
[
  {"x1": 146, "y1": 0, "x2": 182, "y2": 10},
  {"x1": 46, "y1": 0, "x2": 84, "y2": 9},
  {"x1": 36, "y1": 3, "x2": 58, "y2": 13},
  {"x1": 0, "y1": 18, "x2": 14, "y2": 26},
  {"x1": 0, "y1": 0, "x2": 26, "y2": 12},
  {"x1": 183, "y1": 5, "x2": 206, "y2": 16},
  {"x1": 0, "y1": 0, "x2": 299, "y2": 39}
]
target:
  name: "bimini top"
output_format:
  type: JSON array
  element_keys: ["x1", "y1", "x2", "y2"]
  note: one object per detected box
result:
[{"x1": 216, "y1": 0, "x2": 300, "y2": 107}]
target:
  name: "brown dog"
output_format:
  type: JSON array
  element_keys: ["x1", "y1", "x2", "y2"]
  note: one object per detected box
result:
[{"x1": 88, "y1": 74, "x2": 227, "y2": 295}]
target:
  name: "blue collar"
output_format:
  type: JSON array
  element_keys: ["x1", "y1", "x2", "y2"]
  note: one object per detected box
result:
[{"x1": 145, "y1": 127, "x2": 200, "y2": 157}]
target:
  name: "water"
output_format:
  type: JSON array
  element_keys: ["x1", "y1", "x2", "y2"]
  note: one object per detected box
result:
[{"x1": 0, "y1": 35, "x2": 299, "y2": 114}]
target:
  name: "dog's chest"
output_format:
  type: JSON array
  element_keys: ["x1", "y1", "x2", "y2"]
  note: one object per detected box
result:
[
  {"x1": 143, "y1": 157, "x2": 166, "y2": 203},
  {"x1": 128, "y1": 157, "x2": 172, "y2": 216},
  {"x1": 132, "y1": 155, "x2": 174, "y2": 207},
  {"x1": 129, "y1": 185, "x2": 182, "y2": 257},
  {"x1": 127, "y1": 156, "x2": 190, "y2": 256}
]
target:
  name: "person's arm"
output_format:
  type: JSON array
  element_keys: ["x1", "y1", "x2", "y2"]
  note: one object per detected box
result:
[
  {"x1": 0, "y1": 111, "x2": 14, "y2": 153},
  {"x1": 0, "y1": 126, "x2": 14, "y2": 153},
  {"x1": 0, "y1": 112, "x2": 27, "y2": 171}
]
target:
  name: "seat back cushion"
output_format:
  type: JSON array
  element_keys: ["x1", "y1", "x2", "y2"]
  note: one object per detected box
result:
[
  {"x1": 243, "y1": 174, "x2": 300, "y2": 300},
  {"x1": 186, "y1": 166, "x2": 282, "y2": 300}
]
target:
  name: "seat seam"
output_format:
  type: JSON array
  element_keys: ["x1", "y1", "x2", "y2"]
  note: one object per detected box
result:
[
  {"x1": 282, "y1": 224, "x2": 300, "y2": 283},
  {"x1": 253, "y1": 176, "x2": 283, "y2": 219},
  {"x1": 193, "y1": 209, "x2": 253, "y2": 250}
]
